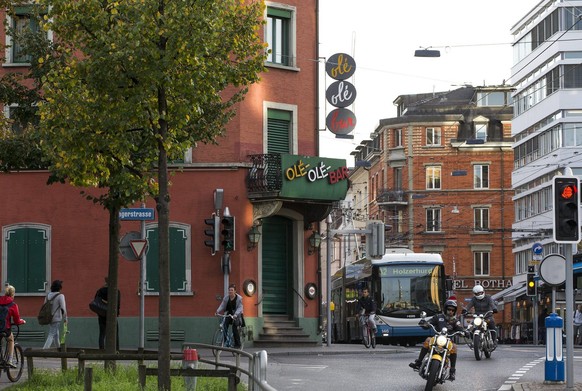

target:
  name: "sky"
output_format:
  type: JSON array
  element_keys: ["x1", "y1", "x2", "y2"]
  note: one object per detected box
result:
[{"x1": 318, "y1": 0, "x2": 541, "y2": 162}]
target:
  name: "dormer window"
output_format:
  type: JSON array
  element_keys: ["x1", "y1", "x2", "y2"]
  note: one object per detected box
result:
[{"x1": 473, "y1": 116, "x2": 489, "y2": 142}]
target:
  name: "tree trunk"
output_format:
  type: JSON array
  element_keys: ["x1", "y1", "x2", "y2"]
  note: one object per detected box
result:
[
  {"x1": 105, "y1": 204, "x2": 121, "y2": 371},
  {"x1": 156, "y1": 99, "x2": 171, "y2": 390}
]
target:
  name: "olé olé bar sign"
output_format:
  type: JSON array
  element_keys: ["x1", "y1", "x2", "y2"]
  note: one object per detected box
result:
[{"x1": 325, "y1": 53, "x2": 357, "y2": 136}]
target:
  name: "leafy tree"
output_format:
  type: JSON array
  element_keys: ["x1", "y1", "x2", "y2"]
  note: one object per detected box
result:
[{"x1": 37, "y1": 1, "x2": 266, "y2": 389}]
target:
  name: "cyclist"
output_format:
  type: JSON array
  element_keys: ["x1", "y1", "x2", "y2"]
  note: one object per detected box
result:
[
  {"x1": 463, "y1": 285, "x2": 498, "y2": 344},
  {"x1": 409, "y1": 299, "x2": 468, "y2": 381},
  {"x1": 356, "y1": 287, "x2": 377, "y2": 336},
  {"x1": 215, "y1": 284, "x2": 244, "y2": 349},
  {"x1": 0, "y1": 285, "x2": 25, "y2": 367}
]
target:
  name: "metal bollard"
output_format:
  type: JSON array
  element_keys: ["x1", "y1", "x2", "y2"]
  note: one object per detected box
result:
[
  {"x1": 182, "y1": 348, "x2": 198, "y2": 391},
  {"x1": 545, "y1": 313, "x2": 564, "y2": 383}
]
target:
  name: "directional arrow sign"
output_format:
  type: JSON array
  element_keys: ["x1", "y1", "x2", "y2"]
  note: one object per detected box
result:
[{"x1": 130, "y1": 239, "x2": 148, "y2": 259}]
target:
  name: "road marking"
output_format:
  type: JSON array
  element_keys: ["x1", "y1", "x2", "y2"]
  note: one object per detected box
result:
[{"x1": 497, "y1": 357, "x2": 544, "y2": 391}]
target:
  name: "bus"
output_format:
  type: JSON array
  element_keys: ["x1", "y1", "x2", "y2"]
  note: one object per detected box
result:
[{"x1": 330, "y1": 249, "x2": 452, "y2": 346}]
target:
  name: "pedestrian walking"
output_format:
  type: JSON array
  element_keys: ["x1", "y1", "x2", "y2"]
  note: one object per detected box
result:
[
  {"x1": 42, "y1": 280, "x2": 67, "y2": 349},
  {"x1": 574, "y1": 304, "x2": 582, "y2": 345}
]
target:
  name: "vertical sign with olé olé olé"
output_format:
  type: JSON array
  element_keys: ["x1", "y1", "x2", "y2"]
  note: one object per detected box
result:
[{"x1": 325, "y1": 53, "x2": 357, "y2": 137}]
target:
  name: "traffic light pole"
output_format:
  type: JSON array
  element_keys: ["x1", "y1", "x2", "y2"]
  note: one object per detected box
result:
[{"x1": 565, "y1": 243, "x2": 574, "y2": 389}]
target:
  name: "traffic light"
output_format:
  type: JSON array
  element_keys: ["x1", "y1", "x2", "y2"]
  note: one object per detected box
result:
[
  {"x1": 553, "y1": 176, "x2": 581, "y2": 243},
  {"x1": 221, "y1": 216, "x2": 236, "y2": 252},
  {"x1": 204, "y1": 215, "x2": 220, "y2": 254},
  {"x1": 365, "y1": 220, "x2": 385, "y2": 258},
  {"x1": 526, "y1": 267, "x2": 536, "y2": 297}
]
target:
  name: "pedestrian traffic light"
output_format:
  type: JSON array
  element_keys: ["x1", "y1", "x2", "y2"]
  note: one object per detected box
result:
[
  {"x1": 221, "y1": 216, "x2": 236, "y2": 252},
  {"x1": 204, "y1": 215, "x2": 220, "y2": 254},
  {"x1": 553, "y1": 176, "x2": 581, "y2": 243},
  {"x1": 526, "y1": 270, "x2": 537, "y2": 297}
]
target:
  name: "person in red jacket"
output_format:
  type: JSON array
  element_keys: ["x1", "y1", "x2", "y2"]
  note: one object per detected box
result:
[{"x1": 0, "y1": 285, "x2": 26, "y2": 367}]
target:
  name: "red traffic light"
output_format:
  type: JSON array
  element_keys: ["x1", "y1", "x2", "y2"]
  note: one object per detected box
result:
[{"x1": 560, "y1": 184, "x2": 577, "y2": 200}]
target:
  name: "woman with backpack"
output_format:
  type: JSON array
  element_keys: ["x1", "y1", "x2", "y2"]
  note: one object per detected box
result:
[{"x1": 42, "y1": 280, "x2": 67, "y2": 349}]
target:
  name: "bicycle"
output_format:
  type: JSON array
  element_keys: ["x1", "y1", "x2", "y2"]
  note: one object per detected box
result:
[
  {"x1": 359, "y1": 313, "x2": 376, "y2": 349},
  {"x1": 0, "y1": 324, "x2": 24, "y2": 382},
  {"x1": 212, "y1": 314, "x2": 245, "y2": 358}
]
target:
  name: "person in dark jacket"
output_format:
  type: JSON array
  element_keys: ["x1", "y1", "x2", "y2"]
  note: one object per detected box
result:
[
  {"x1": 356, "y1": 287, "x2": 377, "y2": 335},
  {"x1": 463, "y1": 285, "x2": 498, "y2": 338},
  {"x1": 409, "y1": 299, "x2": 468, "y2": 381},
  {"x1": 95, "y1": 277, "x2": 120, "y2": 350},
  {"x1": 0, "y1": 285, "x2": 25, "y2": 367},
  {"x1": 215, "y1": 284, "x2": 244, "y2": 349}
]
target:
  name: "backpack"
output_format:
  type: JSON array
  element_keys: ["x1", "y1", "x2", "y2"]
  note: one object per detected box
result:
[
  {"x1": 0, "y1": 302, "x2": 14, "y2": 334},
  {"x1": 37, "y1": 293, "x2": 60, "y2": 325}
]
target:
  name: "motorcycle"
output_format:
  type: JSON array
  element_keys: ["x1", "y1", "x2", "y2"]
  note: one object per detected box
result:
[
  {"x1": 415, "y1": 312, "x2": 465, "y2": 391},
  {"x1": 465, "y1": 309, "x2": 496, "y2": 360}
]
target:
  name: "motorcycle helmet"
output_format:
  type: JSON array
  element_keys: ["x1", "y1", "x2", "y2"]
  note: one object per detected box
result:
[
  {"x1": 473, "y1": 285, "x2": 485, "y2": 300},
  {"x1": 443, "y1": 299, "x2": 457, "y2": 320}
]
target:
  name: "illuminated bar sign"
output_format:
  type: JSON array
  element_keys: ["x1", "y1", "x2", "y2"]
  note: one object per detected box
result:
[{"x1": 280, "y1": 154, "x2": 349, "y2": 201}]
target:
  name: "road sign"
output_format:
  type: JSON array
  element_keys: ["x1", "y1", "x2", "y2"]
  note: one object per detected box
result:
[
  {"x1": 130, "y1": 239, "x2": 148, "y2": 259},
  {"x1": 119, "y1": 231, "x2": 142, "y2": 261},
  {"x1": 119, "y1": 208, "x2": 155, "y2": 221},
  {"x1": 539, "y1": 254, "x2": 566, "y2": 287}
]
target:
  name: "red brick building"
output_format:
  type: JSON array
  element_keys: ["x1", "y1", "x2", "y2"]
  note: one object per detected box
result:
[
  {"x1": 351, "y1": 86, "x2": 515, "y2": 334},
  {"x1": 0, "y1": 1, "x2": 345, "y2": 348}
]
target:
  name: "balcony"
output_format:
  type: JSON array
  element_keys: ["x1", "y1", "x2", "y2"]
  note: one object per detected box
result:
[
  {"x1": 247, "y1": 153, "x2": 283, "y2": 198},
  {"x1": 376, "y1": 189, "x2": 408, "y2": 206}
]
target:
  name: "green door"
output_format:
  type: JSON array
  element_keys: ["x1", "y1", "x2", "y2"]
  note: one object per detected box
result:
[{"x1": 262, "y1": 216, "x2": 292, "y2": 314}]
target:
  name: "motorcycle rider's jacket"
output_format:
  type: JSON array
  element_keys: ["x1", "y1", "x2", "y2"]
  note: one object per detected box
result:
[
  {"x1": 420, "y1": 312, "x2": 464, "y2": 334},
  {"x1": 465, "y1": 295, "x2": 497, "y2": 318}
]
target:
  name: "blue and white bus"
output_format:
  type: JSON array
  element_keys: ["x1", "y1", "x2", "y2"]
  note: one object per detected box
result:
[{"x1": 331, "y1": 250, "x2": 452, "y2": 346}]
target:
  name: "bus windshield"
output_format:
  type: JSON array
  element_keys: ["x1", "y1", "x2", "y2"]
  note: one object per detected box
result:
[{"x1": 376, "y1": 263, "x2": 443, "y2": 316}]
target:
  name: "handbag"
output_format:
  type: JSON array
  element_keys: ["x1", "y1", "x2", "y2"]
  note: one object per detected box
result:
[{"x1": 89, "y1": 297, "x2": 107, "y2": 317}]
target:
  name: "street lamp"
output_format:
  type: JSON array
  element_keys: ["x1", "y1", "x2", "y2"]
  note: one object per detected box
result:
[
  {"x1": 308, "y1": 231, "x2": 322, "y2": 255},
  {"x1": 414, "y1": 48, "x2": 440, "y2": 57}
]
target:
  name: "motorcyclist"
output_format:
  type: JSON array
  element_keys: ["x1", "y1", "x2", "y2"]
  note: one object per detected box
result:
[
  {"x1": 356, "y1": 287, "x2": 377, "y2": 335},
  {"x1": 409, "y1": 299, "x2": 468, "y2": 381},
  {"x1": 463, "y1": 285, "x2": 498, "y2": 344}
]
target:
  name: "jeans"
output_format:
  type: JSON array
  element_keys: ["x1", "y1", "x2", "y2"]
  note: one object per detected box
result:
[
  {"x1": 98, "y1": 316, "x2": 119, "y2": 350},
  {"x1": 43, "y1": 322, "x2": 61, "y2": 349},
  {"x1": 575, "y1": 324, "x2": 582, "y2": 344}
]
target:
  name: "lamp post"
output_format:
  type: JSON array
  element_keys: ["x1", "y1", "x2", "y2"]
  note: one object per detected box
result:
[{"x1": 326, "y1": 215, "x2": 332, "y2": 347}]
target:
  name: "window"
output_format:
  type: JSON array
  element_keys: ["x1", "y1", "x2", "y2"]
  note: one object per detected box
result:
[
  {"x1": 474, "y1": 165, "x2": 489, "y2": 189},
  {"x1": 393, "y1": 128, "x2": 402, "y2": 147},
  {"x1": 475, "y1": 123, "x2": 487, "y2": 141},
  {"x1": 476, "y1": 91, "x2": 506, "y2": 106},
  {"x1": 426, "y1": 208, "x2": 441, "y2": 232},
  {"x1": 3, "y1": 105, "x2": 39, "y2": 134},
  {"x1": 474, "y1": 208, "x2": 490, "y2": 231},
  {"x1": 426, "y1": 166, "x2": 441, "y2": 190},
  {"x1": 5, "y1": 6, "x2": 47, "y2": 65},
  {"x1": 264, "y1": 102, "x2": 297, "y2": 154},
  {"x1": 2, "y1": 224, "x2": 50, "y2": 294},
  {"x1": 393, "y1": 167, "x2": 402, "y2": 190},
  {"x1": 145, "y1": 223, "x2": 192, "y2": 295},
  {"x1": 426, "y1": 127, "x2": 441, "y2": 146},
  {"x1": 474, "y1": 252, "x2": 490, "y2": 276},
  {"x1": 266, "y1": 5, "x2": 296, "y2": 67}
]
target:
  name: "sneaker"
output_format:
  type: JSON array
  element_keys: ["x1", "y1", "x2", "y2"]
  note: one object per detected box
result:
[
  {"x1": 8, "y1": 359, "x2": 17, "y2": 368},
  {"x1": 409, "y1": 360, "x2": 420, "y2": 370},
  {"x1": 449, "y1": 368, "x2": 456, "y2": 381}
]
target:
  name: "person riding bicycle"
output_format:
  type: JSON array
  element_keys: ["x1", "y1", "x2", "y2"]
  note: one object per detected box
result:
[
  {"x1": 0, "y1": 285, "x2": 25, "y2": 368},
  {"x1": 409, "y1": 299, "x2": 468, "y2": 381},
  {"x1": 356, "y1": 287, "x2": 377, "y2": 336},
  {"x1": 215, "y1": 284, "x2": 244, "y2": 349},
  {"x1": 463, "y1": 285, "x2": 498, "y2": 344}
]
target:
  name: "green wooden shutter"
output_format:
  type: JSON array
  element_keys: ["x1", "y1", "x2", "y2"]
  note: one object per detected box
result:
[
  {"x1": 267, "y1": 109, "x2": 291, "y2": 154},
  {"x1": 169, "y1": 227, "x2": 187, "y2": 292},
  {"x1": 145, "y1": 226, "x2": 187, "y2": 293},
  {"x1": 6, "y1": 227, "x2": 46, "y2": 293},
  {"x1": 145, "y1": 228, "x2": 160, "y2": 292}
]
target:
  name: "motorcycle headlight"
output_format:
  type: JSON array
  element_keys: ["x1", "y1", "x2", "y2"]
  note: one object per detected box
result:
[
  {"x1": 436, "y1": 335, "x2": 447, "y2": 347},
  {"x1": 474, "y1": 317, "x2": 483, "y2": 327}
]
